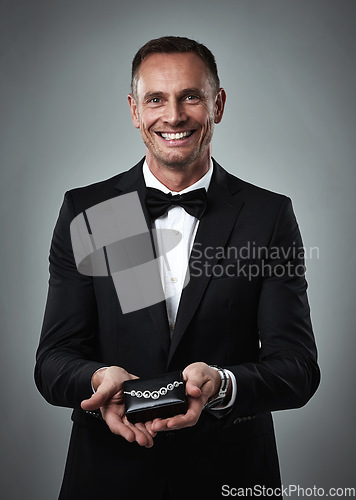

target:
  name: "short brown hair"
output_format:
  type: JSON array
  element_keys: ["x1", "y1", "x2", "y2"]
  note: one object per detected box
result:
[{"x1": 131, "y1": 36, "x2": 220, "y2": 97}]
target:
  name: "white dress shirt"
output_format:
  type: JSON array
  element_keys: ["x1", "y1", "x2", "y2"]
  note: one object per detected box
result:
[
  {"x1": 143, "y1": 160, "x2": 237, "y2": 411},
  {"x1": 143, "y1": 160, "x2": 213, "y2": 333}
]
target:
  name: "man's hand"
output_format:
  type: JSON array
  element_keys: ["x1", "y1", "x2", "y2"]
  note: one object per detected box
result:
[
  {"x1": 81, "y1": 366, "x2": 156, "y2": 448},
  {"x1": 147, "y1": 362, "x2": 229, "y2": 433}
]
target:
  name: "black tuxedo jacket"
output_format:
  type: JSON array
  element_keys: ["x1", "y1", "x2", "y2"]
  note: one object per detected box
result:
[{"x1": 35, "y1": 159, "x2": 320, "y2": 500}]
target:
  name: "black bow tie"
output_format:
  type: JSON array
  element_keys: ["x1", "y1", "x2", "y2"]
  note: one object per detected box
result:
[{"x1": 145, "y1": 187, "x2": 207, "y2": 220}]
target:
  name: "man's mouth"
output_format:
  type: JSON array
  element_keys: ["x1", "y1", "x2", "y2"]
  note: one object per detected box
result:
[{"x1": 156, "y1": 130, "x2": 194, "y2": 141}]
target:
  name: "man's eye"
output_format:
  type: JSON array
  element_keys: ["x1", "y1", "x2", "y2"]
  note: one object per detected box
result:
[
  {"x1": 185, "y1": 95, "x2": 200, "y2": 102},
  {"x1": 149, "y1": 97, "x2": 161, "y2": 104}
]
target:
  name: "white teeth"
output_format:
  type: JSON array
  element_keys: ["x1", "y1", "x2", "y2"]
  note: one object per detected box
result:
[{"x1": 161, "y1": 131, "x2": 191, "y2": 140}]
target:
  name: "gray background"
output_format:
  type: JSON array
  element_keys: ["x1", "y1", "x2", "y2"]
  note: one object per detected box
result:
[{"x1": 1, "y1": 0, "x2": 355, "y2": 498}]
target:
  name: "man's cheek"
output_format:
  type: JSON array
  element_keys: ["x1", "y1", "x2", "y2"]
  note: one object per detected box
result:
[{"x1": 139, "y1": 126, "x2": 152, "y2": 145}]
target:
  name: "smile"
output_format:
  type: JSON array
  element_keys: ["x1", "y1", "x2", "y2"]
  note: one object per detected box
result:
[{"x1": 157, "y1": 131, "x2": 194, "y2": 141}]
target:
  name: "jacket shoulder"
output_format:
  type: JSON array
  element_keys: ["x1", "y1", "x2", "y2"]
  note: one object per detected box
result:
[
  {"x1": 214, "y1": 160, "x2": 290, "y2": 207},
  {"x1": 66, "y1": 173, "x2": 124, "y2": 212},
  {"x1": 238, "y1": 178, "x2": 289, "y2": 205},
  {"x1": 64, "y1": 160, "x2": 144, "y2": 214}
]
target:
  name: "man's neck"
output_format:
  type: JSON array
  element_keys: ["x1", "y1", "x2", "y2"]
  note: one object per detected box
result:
[{"x1": 145, "y1": 150, "x2": 211, "y2": 192}]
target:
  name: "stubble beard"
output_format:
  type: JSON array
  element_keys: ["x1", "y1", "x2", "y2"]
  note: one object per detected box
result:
[{"x1": 143, "y1": 126, "x2": 214, "y2": 172}]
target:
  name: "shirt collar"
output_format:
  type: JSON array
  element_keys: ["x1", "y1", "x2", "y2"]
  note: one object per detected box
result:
[{"x1": 143, "y1": 159, "x2": 213, "y2": 194}]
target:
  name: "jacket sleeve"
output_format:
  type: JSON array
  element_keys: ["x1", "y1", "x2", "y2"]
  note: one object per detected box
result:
[
  {"x1": 34, "y1": 192, "x2": 106, "y2": 409},
  {"x1": 227, "y1": 197, "x2": 320, "y2": 419}
]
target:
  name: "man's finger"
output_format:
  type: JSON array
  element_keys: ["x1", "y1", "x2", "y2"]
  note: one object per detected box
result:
[
  {"x1": 144, "y1": 420, "x2": 157, "y2": 438},
  {"x1": 185, "y1": 381, "x2": 203, "y2": 398},
  {"x1": 81, "y1": 391, "x2": 107, "y2": 411},
  {"x1": 130, "y1": 420, "x2": 155, "y2": 448},
  {"x1": 103, "y1": 410, "x2": 136, "y2": 442},
  {"x1": 81, "y1": 374, "x2": 121, "y2": 411},
  {"x1": 151, "y1": 398, "x2": 203, "y2": 432}
]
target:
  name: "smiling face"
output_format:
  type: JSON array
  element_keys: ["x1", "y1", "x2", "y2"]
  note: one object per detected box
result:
[{"x1": 128, "y1": 52, "x2": 226, "y2": 178}]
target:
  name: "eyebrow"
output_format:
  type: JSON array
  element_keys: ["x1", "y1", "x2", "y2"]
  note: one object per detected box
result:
[
  {"x1": 179, "y1": 88, "x2": 205, "y2": 97},
  {"x1": 143, "y1": 91, "x2": 165, "y2": 101}
]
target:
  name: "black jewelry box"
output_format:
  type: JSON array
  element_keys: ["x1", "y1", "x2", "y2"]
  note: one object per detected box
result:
[{"x1": 123, "y1": 371, "x2": 187, "y2": 424}]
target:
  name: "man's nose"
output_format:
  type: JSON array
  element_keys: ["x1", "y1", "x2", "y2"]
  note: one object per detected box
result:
[{"x1": 163, "y1": 100, "x2": 187, "y2": 126}]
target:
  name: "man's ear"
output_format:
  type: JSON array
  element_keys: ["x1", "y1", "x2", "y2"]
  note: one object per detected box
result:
[
  {"x1": 128, "y1": 94, "x2": 140, "y2": 129},
  {"x1": 214, "y1": 88, "x2": 226, "y2": 124}
]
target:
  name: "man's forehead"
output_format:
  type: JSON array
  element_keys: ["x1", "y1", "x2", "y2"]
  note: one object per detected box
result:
[{"x1": 136, "y1": 52, "x2": 211, "y2": 93}]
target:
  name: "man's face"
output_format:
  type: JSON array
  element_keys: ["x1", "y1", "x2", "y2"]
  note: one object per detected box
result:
[{"x1": 128, "y1": 52, "x2": 225, "y2": 171}]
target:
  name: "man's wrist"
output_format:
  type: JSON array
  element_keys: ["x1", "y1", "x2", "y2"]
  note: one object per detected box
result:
[
  {"x1": 204, "y1": 366, "x2": 231, "y2": 409},
  {"x1": 208, "y1": 369, "x2": 236, "y2": 411},
  {"x1": 91, "y1": 367, "x2": 108, "y2": 393}
]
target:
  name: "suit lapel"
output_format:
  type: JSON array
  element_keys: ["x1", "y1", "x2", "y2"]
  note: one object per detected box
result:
[
  {"x1": 114, "y1": 159, "x2": 171, "y2": 356},
  {"x1": 168, "y1": 161, "x2": 245, "y2": 364}
]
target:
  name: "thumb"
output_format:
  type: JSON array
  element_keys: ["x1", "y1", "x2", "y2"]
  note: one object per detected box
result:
[
  {"x1": 81, "y1": 390, "x2": 108, "y2": 411},
  {"x1": 81, "y1": 376, "x2": 116, "y2": 410},
  {"x1": 185, "y1": 380, "x2": 202, "y2": 398}
]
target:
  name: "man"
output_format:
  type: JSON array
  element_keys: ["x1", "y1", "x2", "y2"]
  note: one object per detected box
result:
[{"x1": 35, "y1": 36, "x2": 320, "y2": 499}]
